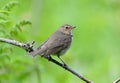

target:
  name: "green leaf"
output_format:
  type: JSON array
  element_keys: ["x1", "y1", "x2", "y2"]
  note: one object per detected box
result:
[
  {"x1": 19, "y1": 20, "x2": 32, "y2": 26},
  {"x1": 14, "y1": 20, "x2": 31, "y2": 32},
  {"x1": 2, "y1": 1, "x2": 19, "y2": 11},
  {"x1": 16, "y1": 24, "x2": 22, "y2": 32}
]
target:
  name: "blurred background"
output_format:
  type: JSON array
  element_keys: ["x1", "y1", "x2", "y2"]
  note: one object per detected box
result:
[{"x1": 0, "y1": 0, "x2": 120, "y2": 83}]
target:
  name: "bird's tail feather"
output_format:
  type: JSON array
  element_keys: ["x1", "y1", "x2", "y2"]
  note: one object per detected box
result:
[
  {"x1": 29, "y1": 49, "x2": 44, "y2": 57},
  {"x1": 29, "y1": 51, "x2": 38, "y2": 57},
  {"x1": 29, "y1": 45, "x2": 47, "y2": 57}
]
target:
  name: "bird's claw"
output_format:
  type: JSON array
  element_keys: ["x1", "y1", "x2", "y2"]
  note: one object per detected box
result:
[
  {"x1": 41, "y1": 55, "x2": 51, "y2": 61},
  {"x1": 62, "y1": 63, "x2": 67, "y2": 67}
]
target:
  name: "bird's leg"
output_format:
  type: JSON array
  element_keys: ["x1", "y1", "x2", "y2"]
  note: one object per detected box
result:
[
  {"x1": 42, "y1": 54, "x2": 52, "y2": 61},
  {"x1": 57, "y1": 56, "x2": 67, "y2": 66}
]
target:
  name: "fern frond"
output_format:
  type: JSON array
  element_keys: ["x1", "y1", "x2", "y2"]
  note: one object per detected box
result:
[{"x1": 2, "y1": 1, "x2": 19, "y2": 11}]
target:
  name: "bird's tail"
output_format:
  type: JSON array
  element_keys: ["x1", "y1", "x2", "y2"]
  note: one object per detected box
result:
[
  {"x1": 29, "y1": 50, "x2": 38, "y2": 57},
  {"x1": 29, "y1": 44, "x2": 47, "y2": 57},
  {"x1": 29, "y1": 49, "x2": 44, "y2": 57}
]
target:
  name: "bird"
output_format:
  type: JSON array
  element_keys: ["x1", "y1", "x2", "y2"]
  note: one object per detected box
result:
[{"x1": 30, "y1": 24, "x2": 76, "y2": 64}]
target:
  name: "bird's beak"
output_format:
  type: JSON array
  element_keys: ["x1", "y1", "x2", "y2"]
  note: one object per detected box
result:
[{"x1": 72, "y1": 26, "x2": 76, "y2": 29}]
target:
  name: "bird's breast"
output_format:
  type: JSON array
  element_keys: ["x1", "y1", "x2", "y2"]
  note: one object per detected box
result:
[
  {"x1": 57, "y1": 37, "x2": 72, "y2": 56},
  {"x1": 58, "y1": 45, "x2": 70, "y2": 56}
]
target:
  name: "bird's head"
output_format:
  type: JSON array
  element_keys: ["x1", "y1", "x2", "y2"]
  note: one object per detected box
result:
[{"x1": 58, "y1": 24, "x2": 76, "y2": 35}]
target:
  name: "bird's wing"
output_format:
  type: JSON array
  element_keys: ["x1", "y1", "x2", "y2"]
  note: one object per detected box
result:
[
  {"x1": 46, "y1": 32, "x2": 72, "y2": 49},
  {"x1": 30, "y1": 33, "x2": 72, "y2": 56},
  {"x1": 45, "y1": 36, "x2": 72, "y2": 55},
  {"x1": 29, "y1": 38, "x2": 49, "y2": 56}
]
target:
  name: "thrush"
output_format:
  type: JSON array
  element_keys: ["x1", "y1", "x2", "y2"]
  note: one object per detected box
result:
[{"x1": 30, "y1": 24, "x2": 76, "y2": 64}]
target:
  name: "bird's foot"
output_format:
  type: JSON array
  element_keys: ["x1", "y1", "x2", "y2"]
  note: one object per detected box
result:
[
  {"x1": 42, "y1": 55, "x2": 51, "y2": 61},
  {"x1": 62, "y1": 63, "x2": 68, "y2": 67}
]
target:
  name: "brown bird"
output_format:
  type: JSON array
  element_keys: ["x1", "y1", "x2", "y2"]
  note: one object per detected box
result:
[{"x1": 30, "y1": 24, "x2": 76, "y2": 64}]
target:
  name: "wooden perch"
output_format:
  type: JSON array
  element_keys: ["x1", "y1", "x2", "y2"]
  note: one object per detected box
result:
[
  {"x1": 0, "y1": 38, "x2": 92, "y2": 83},
  {"x1": 113, "y1": 77, "x2": 120, "y2": 83}
]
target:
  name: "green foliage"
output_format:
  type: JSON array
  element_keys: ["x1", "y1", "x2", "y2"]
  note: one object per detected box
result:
[
  {"x1": 0, "y1": 1, "x2": 33, "y2": 83},
  {"x1": 10, "y1": 20, "x2": 32, "y2": 38},
  {"x1": 0, "y1": 1, "x2": 19, "y2": 59},
  {"x1": 0, "y1": 1, "x2": 31, "y2": 38},
  {"x1": 0, "y1": 1, "x2": 18, "y2": 21},
  {"x1": 0, "y1": 0, "x2": 120, "y2": 83},
  {"x1": 2, "y1": 1, "x2": 18, "y2": 11}
]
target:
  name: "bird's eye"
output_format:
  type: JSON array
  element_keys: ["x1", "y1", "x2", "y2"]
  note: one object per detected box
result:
[{"x1": 65, "y1": 26, "x2": 69, "y2": 29}]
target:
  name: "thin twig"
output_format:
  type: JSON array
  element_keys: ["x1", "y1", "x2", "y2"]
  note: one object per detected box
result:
[
  {"x1": 0, "y1": 38, "x2": 34, "y2": 52},
  {"x1": 47, "y1": 57, "x2": 92, "y2": 83},
  {"x1": 113, "y1": 77, "x2": 120, "y2": 83},
  {"x1": 0, "y1": 38, "x2": 92, "y2": 83}
]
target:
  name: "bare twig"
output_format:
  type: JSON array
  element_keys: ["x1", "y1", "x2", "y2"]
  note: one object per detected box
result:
[
  {"x1": 0, "y1": 38, "x2": 34, "y2": 52},
  {"x1": 0, "y1": 38, "x2": 92, "y2": 83},
  {"x1": 113, "y1": 77, "x2": 120, "y2": 83},
  {"x1": 47, "y1": 57, "x2": 92, "y2": 83}
]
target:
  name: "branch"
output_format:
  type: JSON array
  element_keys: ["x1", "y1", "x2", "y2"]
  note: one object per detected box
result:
[
  {"x1": 0, "y1": 38, "x2": 92, "y2": 83},
  {"x1": 47, "y1": 57, "x2": 92, "y2": 83},
  {"x1": 113, "y1": 77, "x2": 120, "y2": 83},
  {"x1": 0, "y1": 38, "x2": 34, "y2": 52}
]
